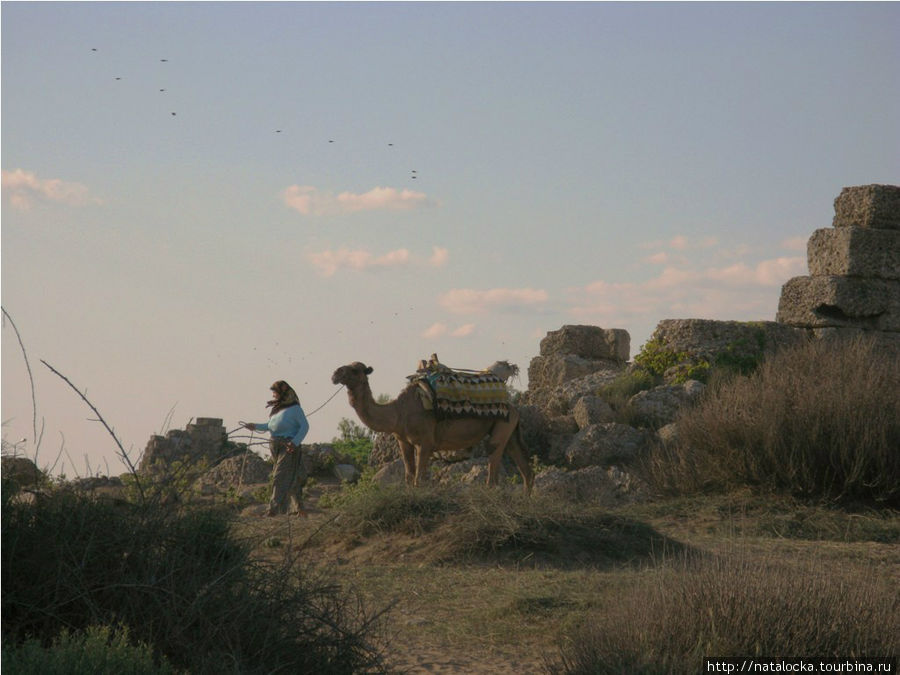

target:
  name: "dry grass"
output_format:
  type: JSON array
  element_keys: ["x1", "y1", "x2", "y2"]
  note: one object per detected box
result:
[
  {"x1": 645, "y1": 335, "x2": 900, "y2": 504},
  {"x1": 548, "y1": 548, "x2": 899, "y2": 674}
]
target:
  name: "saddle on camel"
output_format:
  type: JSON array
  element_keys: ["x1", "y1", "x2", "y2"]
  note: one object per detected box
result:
[{"x1": 408, "y1": 354, "x2": 513, "y2": 421}]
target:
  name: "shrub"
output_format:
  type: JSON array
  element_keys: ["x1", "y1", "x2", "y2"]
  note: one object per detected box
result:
[
  {"x1": 1, "y1": 624, "x2": 174, "y2": 675},
  {"x1": 331, "y1": 417, "x2": 374, "y2": 466},
  {"x1": 550, "y1": 550, "x2": 898, "y2": 674},
  {"x1": 1, "y1": 490, "x2": 390, "y2": 673},
  {"x1": 646, "y1": 335, "x2": 900, "y2": 504}
]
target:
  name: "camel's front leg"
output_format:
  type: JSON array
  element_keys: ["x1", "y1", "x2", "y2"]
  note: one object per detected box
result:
[
  {"x1": 414, "y1": 444, "x2": 434, "y2": 487},
  {"x1": 396, "y1": 437, "x2": 416, "y2": 487}
]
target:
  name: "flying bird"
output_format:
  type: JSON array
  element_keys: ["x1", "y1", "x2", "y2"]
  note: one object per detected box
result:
[
  {"x1": 171, "y1": 112, "x2": 176, "y2": 116},
  {"x1": 160, "y1": 59, "x2": 168, "y2": 62},
  {"x1": 91, "y1": 48, "x2": 97, "y2": 52}
]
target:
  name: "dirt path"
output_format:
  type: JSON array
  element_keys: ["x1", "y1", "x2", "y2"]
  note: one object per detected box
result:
[{"x1": 235, "y1": 481, "x2": 552, "y2": 674}]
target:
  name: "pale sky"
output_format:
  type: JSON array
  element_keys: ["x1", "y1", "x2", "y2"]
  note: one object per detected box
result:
[{"x1": 2, "y1": 2, "x2": 898, "y2": 477}]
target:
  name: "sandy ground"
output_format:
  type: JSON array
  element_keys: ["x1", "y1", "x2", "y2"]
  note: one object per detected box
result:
[{"x1": 237, "y1": 481, "x2": 553, "y2": 674}]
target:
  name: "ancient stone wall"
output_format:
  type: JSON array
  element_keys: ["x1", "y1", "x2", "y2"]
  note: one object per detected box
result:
[{"x1": 776, "y1": 184, "x2": 900, "y2": 345}]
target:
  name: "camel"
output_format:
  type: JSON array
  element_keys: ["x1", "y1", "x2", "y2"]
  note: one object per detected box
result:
[{"x1": 331, "y1": 361, "x2": 534, "y2": 493}]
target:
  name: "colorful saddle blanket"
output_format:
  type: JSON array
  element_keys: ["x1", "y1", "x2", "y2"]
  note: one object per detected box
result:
[{"x1": 413, "y1": 368, "x2": 510, "y2": 421}]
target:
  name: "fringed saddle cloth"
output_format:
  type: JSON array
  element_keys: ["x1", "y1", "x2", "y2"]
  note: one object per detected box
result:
[{"x1": 409, "y1": 355, "x2": 511, "y2": 421}]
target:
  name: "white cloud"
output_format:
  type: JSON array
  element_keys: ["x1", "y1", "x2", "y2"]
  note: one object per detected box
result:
[
  {"x1": 283, "y1": 185, "x2": 436, "y2": 216},
  {"x1": 643, "y1": 251, "x2": 669, "y2": 265},
  {"x1": 422, "y1": 322, "x2": 448, "y2": 339},
  {"x1": 439, "y1": 287, "x2": 549, "y2": 314},
  {"x1": 2, "y1": 168, "x2": 102, "y2": 210},
  {"x1": 428, "y1": 246, "x2": 449, "y2": 267},
  {"x1": 308, "y1": 245, "x2": 447, "y2": 276},
  {"x1": 421, "y1": 322, "x2": 476, "y2": 339},
  {"x1": 451, "y1": 323, "x2": 476, "y2": 337},
  {"x1": 568, "y1": 255, "x2": 806, "y2": 326}
]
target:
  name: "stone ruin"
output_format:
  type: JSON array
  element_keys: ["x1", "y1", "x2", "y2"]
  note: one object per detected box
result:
[
  {"x1": 366, "y1": 184, "x2": 900, "y2": 504},
  {"x1": 777, "y1": 184, "x2": 900, "y2": 348},
  {"x1": 139, "y1": 417, "x2": 233, "y2": 474}
]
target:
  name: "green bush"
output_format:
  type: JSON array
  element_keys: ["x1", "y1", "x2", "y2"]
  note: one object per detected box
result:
[
  {"x1": 646, "y1": 335, "x2": 900, "y2": 504},
  {"x1": 331, "y1": 417, "x2": 374, "y2": 466},
  {"x1": 1, "y1": 624, "x2": 174, "y2": 675},
  {"x1": 2, "y1": 491, "x2": 390, "y2": 673},
  {"x1": 633, "y1": 338, "x2": 686, "y2": 378}
]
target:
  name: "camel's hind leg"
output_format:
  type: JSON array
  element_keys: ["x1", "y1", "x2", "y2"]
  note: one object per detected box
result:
[
  {"x1": 414, "y1": 444, "x2": 434, "y2": 487},
  {"x1": 506, "y1": 425, "x2": 534, "y2": 494},
  {"x1": 485, "y1": 421, "x2": 516, "y2": 487},
  {"x1": 396, "y1": 437, "x2": 416, "y2": 487}
]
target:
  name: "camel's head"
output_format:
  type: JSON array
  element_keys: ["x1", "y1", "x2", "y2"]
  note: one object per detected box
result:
[{"x1": 331, "y1": 362, "x2": 373, "y2": 388}]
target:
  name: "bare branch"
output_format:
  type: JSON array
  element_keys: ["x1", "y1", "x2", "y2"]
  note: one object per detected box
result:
[
  {"x1": 40, "y1": 359, "x2": 145, "y2": 501},
  {"x1": 1, "y1": 307, "x2": 40, "y2": 453}
]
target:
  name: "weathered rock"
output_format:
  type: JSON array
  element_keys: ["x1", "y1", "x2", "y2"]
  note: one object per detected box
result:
[
  {"x1": 523, "y1": 366, "x2": 624, "y2": 415},
  {"x1": 432, "y1": 457, "x2": 504, "y2": 486},
  {"x1": 647, "y1": 319, "x2": 805, "y2": 361},
  {"x1": 807, "y1": 227, "x2": 900, "y2": 280},
  {"x1": 539, "y1": 325, "x2": 630, "y2": 361},
  {"x1": 139, "y1": 417, "x2": 235, "y2": 473},
  {"x1": 369, "y1": 432, "x2": 401, "y2": 467},
  {"x1": 572, "y1": 396, "x2": 615, "y2": 429},
  {"x1": 776, "y1": 275, "x2": 900, "y2": 331},
  {"x1": 832, "y1": 184, "x2": 900, "y2": 230},
  {"x1": 527, "y1": 353, "x2": 624, "y2": 390},
  {"x1": 656, "y1": 423, "x2": 679, "y2": 446},
  {"x1": 195, "y1": 451, "x2": 271, "y2": 492},
  {"x1": 534, "y1": 465, "x2": 648, "y2": 505},
  {"x1": 564, "y1": 423, "x2": 651, "y2": 468},
  {"x1": 629, "y1": 381, "x2": 705, "y2": 428},
  {"x1": 1, "y1": 455, "x2": 44, "y2": 489},
  {"x1": 374, "y1": 458, "x2": 406, "y2": 486},
  {"x1": 333, "y1": 464, "x2": 361, "y2": 483}
]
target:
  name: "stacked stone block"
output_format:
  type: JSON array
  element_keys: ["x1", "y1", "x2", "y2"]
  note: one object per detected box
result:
[{"x1": 776, "y1": 185, "x2": 900, "y2": 338}]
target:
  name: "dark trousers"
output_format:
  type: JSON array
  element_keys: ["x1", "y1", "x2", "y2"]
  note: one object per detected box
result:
[{"x1": 268, "y1": 437, "x2": 307, "y2": 515}]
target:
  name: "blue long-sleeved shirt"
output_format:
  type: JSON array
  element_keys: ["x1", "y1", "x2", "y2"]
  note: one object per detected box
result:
[{"x1": 251, "y1": 405, "x2": 309, "y2": 446}]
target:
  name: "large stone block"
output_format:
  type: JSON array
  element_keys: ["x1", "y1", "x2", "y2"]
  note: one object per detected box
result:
[
  {"x1": 539, "y1": 325, "x2": 630, "y2": 362},
  {"x1": 832, "y1": 184, "x2": 900, "y2": 230},
  {"x1": 807, "y1": 227, "x2": 900, "y2": 280},
  {"x1": 647, "y1": 319, "x2": 805, "y2": 360},
  {"x1": 527, "y1": 353, "x2": 622, "y2": 389},
  {"x1": 776, "y1": 275, "x2": 900, "y2": 331}
]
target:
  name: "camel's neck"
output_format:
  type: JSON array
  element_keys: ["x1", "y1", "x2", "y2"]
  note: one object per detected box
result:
[{"x1": 347, "y1": 380, "x2": 399, "y2": 434}]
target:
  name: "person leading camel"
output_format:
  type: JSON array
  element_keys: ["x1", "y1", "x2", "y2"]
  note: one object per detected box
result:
[{"x1": 240, "y1": 380, "x2": 310, "y2": 516}]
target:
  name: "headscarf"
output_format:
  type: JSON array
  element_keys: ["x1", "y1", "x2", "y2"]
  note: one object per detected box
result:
[{"x1": 267, "y1": 380, "x2": 300, "y2": 417}]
